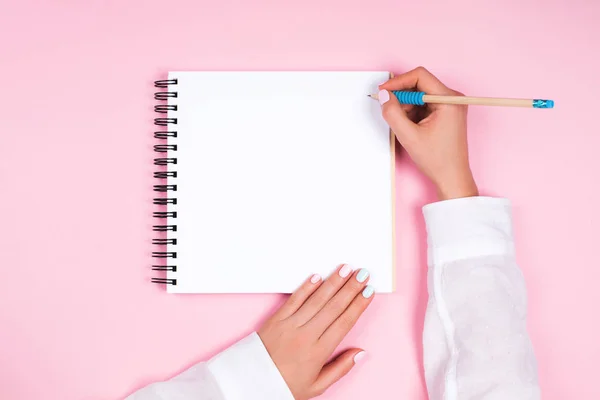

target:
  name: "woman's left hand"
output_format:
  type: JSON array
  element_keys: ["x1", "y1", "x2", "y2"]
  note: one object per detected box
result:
[{"x1": 258, "y1": 265, "x2": 374, "y2": 400}]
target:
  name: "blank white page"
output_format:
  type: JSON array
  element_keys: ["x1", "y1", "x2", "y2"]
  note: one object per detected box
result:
[{"x1": 164, "y1": 71, "x2": 394, "y2": 293}]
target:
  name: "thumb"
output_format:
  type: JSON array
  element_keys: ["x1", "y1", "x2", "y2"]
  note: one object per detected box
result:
[
  {"x1": 378, "y1": 89, "x2": 419, "y2": 146},
  {"x1": 311, "y1": 349, "x2": 366, "y2": 396}
]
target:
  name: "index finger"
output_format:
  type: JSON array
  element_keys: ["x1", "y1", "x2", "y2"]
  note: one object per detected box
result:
[
  {"x1": 379, "y1": 66, "x2": 454, "y2": 95},
  {"x1": 318, "y1": 285, "x2": 375, "y2": 354}
]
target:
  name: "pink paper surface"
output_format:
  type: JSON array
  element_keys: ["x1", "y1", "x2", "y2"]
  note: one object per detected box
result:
[{"x1": 1, "y1": 1, "x2": 598, "y2": 399}]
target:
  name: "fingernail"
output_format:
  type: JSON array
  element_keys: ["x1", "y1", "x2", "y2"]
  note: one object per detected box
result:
[
  {"x1": 378, "y1": 89, "x2": 390, "y2": 105},
  {"x1": 310, "y1": 274, "x2": 322, "y2": 284},
  {"x1": 362, "y1": 285, "x2": 375, "y2": 298},
  {"x1": 378, "y1": 81, "x2": 388, "y2": 87},
  {"x1": 356, "y1": 268, "x2": 370, "y2": 283},
  {"x1": 354, "y1": 351, "x2": 366, "y2": 363},
  {"x1": 339, "y1": 264, "x2": 353, "y2": 278}
]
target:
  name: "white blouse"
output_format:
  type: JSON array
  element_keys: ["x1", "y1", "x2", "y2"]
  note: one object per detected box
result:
[{"x1": 127, "y1": 197, "x2": 541, "y2": 400}]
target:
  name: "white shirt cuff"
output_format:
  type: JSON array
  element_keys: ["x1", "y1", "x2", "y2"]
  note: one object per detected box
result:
[
  {"x1": 423, "y1": 196, "x2": 515, "y2": 266},
  {"x1": 207, "y1": 332, "x2": 295, "y2": 400}
]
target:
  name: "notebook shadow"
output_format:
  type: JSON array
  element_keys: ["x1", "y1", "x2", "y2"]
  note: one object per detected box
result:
[{"x1": 396, "y1": 143, "x2": 436, "y2": 395}]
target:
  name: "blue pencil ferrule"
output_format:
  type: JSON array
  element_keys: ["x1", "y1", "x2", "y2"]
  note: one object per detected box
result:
[
  {"x1": 533, "y1": 99, "x2": 554, "y2": 108},
  {"x1": 392, "y1": 91, "x2": 425, "y2": 105}
]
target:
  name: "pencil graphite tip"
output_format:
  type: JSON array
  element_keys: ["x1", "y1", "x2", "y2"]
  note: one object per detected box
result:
[{"x1": 368, "y1": 93, "x2": 378, "y2": 100}]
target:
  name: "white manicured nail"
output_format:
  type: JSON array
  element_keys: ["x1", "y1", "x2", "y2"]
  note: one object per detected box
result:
[
  {"x1": 339, "y1": 264, "x2": 353, "y2": 278},
  {"x1": 356, "y1": 269, "x2": 370, "y2": 283},
  {"x1": 362, "y1": 285, "x2": 375, "y2": 298},
  {"x1": 378, "y1": 89, "x2": 390, "y2": 105},
  {"x1": 354, "y1": 351, "x2": 366, "y2": 363}
]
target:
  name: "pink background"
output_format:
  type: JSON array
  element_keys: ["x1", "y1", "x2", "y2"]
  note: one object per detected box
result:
[{"x1": 1, "y1": 0, "x2": 598, "y2": 399}]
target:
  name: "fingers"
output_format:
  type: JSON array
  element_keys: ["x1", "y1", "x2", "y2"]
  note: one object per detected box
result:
[
  {"x1": 305, "y1": 269, "x2": 370, "y2": 334},
  {"x1": 310, "y1": 349, "x2": 365, "y2": 397},
  {"x1": 292, "y1": 264, "x2": 354, "y2": 325},
  {"x1": 319, "y1": 285, "x2": 375, "y2": 354},
  {"x1": 273, "y1": 273, "x2": 323, "y2": 320},
  {"x1": 379, "y1": 66, "x2": 453, "y2": 95},
  {"x1": 378, "y1": 89, "x2": 420, "y2": 147}
]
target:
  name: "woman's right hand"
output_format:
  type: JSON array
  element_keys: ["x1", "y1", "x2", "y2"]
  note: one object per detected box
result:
[{"x1": 378, "y1": 67, "x2": 478, "y2": 200}]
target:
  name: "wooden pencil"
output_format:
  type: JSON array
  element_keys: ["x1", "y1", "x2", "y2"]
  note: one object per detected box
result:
[{"x1": 368, "y1": 92, "x2": 554, "y2": 109}]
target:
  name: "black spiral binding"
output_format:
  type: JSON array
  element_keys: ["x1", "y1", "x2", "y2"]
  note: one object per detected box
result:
[{"x1": 152, "y1": 78, "x2": 178, "y2": 286}]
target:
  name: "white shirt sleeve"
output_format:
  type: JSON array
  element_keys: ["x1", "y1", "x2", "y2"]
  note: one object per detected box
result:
[
  {"x1": 125, "y1": 332, "x2": 294, "y2": 400},
  {"x1": 422, "y1": 197, "x2": 541, "y2": 400}
]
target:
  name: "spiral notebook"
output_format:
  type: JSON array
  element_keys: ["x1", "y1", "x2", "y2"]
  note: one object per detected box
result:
[{"x1": 152, "y1": 71, "x2": 396, "y2": 293}]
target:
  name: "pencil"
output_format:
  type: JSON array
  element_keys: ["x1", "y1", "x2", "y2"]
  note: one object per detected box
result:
[{"x1": 368, "y1": 91, "x2": 554, "y2": 109}]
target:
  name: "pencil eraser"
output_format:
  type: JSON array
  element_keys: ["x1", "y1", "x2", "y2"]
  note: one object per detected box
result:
[{"x1": 533, "y1": 99, "x2": 554, "y2": 108}]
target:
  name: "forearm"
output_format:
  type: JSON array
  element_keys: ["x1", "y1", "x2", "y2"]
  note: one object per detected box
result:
[
  {"x1": 126, "y1": 333, "x2": 293, "y2": 400},
  {"x1": 422, "y1": 197, "x2": 540, "y2": 400}
]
